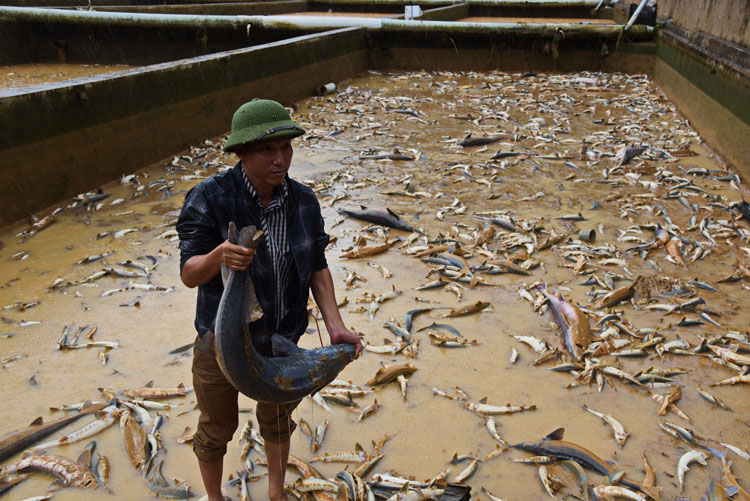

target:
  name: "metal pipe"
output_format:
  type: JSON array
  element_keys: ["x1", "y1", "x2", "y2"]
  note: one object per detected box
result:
[
  {"x1": 0, "y1": 7, "x2": 653, "y2": 39},
  {"x1": 316, "y1": 0, "x2": 612, "y2": 5},
  {"x1": 0, "y1": 7, "x2": 258, "y2": 29},
  {"x1": 624, "y1": 0, "x2": 648, "y2": 31},
  {"x1": 382, "y1": 18, "x2": 653, "y2": 38}
]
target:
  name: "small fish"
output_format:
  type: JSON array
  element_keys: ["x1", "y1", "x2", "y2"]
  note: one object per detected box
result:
[
  {"x1": 614, "y1": 144, "x2": 645, "y2": 166},
  {"x1": 581, "y1": 404, "x2": 629, "y2": 447},
  {"x1": 454, "y1": 458, "x2": 479, "y2": 483},
  {"x1": 593, "y1": 485, "x2": 646, "y2": 501},
  {"x1": 697, "y1": 387, "x2": 729, "y2": 409},
  {"x1": 439, "y1": 301, "x2": 489, "y2": 317},
  {"x1": 677, "y1": 449, "x2": 710, "y2": 492},
  {"x1": 464, "y1": 398, "x2": 536, "y2": 416},
  {"x1": 555, "y1": 213, "x2": 586, "y2": 221},
  {"x1": 459, "y1": 133, "x2": 501, "y2": 147}
]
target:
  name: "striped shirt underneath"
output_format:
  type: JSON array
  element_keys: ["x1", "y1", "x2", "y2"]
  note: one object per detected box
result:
[{"x1": 242, "y1": 170, "x2": 292, "y2": 329}]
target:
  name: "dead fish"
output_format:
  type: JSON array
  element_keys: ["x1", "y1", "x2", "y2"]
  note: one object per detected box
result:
[
  {"x1": 697, "y1": 386, "x2": 729, "y2": 409},
  {"x1": 439, "y1": 301, "x2": 489, "y2": 317},
  {"x1": 594, "y1": 282, "x2": 635, "y2": 310},
  {"x1": 459, "y1": 133, "x2": 501, "y2": 147},
  {"x1": 581, "y1": 404, "x2": 629, "y2": 447},
  {"x1": 593, "y1": 485, "x2": 646, "y2": 501},
  {"x1": 464, "y1": 398, "x2": 536, "y2": 416},
  {"x1": 337, "y1": 206, "x2": 413, "y2": 232},
  {"x1": 365, "y1": 363, "x2": 417, "y2": 386},
  {"x1": 555, "y1": 213, "x2": 586, "y2": 221},
  {"x1": 491, "y1": 150, "x2": 521, "y2": 160},
  {"x1": 538, "y1": 284, "x2": 591, "y2": 361},
  {"x1": 18, "y1": 215, "x2": 57, "y2": 242},
  {"x1": 614, "y1": 144, "x2": 645, "y2": 166},
  {"x1": 359, "y1": 148, "x2": 414, "y2": 161},
  {"x1": 120, "y1": 409, "x2": 148, "y2": 472},
  {"x1": 677, "y1": 449, "x2": 710, "y2": 492},
  {"x1": 341, "y1": 241, "x2": 395, "y2": 259},
  {"x1": 121, "y1": 382, "x2": 191, "y2": 400},
  {"x1": 0, "y1": 401, "x2": 108, "y2": 462},
  {"x1": 0, "y1": 452, "x2": 98, "y2": 489}
]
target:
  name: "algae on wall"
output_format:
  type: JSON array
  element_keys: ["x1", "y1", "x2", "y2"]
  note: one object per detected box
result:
[{"x1": 632, "y1": 0, "x2": 750, "y2": 46}]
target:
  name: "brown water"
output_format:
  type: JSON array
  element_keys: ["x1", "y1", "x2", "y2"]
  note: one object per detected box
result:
[
  {"x1": 0, "y1": 63, "x2": 134, "y2": 91},
  {"x1": 0, "y1": 70, "x2": 748, "y2": 500}
]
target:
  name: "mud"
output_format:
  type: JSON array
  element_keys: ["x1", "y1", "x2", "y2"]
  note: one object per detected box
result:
[{"x1": 0, "y1": 70, "x2": 748, "y2": 500}]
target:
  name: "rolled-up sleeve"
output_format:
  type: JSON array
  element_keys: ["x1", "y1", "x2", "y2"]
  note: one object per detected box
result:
[{"x1": 177, "y1": 184, "x2": 220, "y2": 272}]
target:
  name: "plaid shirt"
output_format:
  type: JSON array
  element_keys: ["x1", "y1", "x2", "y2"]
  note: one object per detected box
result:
[
  {"x1": 241, "y1": 169, "x2": 292, "y2": 329},
  {"x1": 177, "y1": 162, "x2": 330, "y2": 355}
]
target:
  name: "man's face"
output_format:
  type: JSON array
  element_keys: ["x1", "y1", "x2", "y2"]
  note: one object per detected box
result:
[{"x1": 237, "y1": 137, "x2": 293, "y2": 193}]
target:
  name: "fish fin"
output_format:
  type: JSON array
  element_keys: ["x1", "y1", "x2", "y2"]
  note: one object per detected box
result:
[
  {"x1": 543, "y1": 428, "x2": 565, "y2": 441},
  {"x1": 220, "y1": 263, "x2": 230, "y2": 287},
  {"x1": 238, "y1": 226, "x2": 257, "y2": 248},
  {"x1": 386, "y1": 208, "x2": 402, "y2": 220},
  {"x1": 271, "y1": 335, "x2": 302, "y2": 358},
  {"x1": 77, "y1": 449, "x2": 92, "y2": 467},
  {"x1": 355, "y1": 442, "x2": 364, "y2": 453},
  {"x1": 479, "y1": 397, "x2": 488, "y2": 404},
  {"x1": 178, "y1": 383, "x2": 185, "y2": 390},
  {"x1": 359, "y1": 205, "x2": 368, "y2": 210},
  {"x1": 142, "y1": 380, "x2": 154, "y2": 388},
  {"x1": 228, "y1": 221, "x2": 238, "y2": 245},
  {"x1": 29, "y1": 416, "x2": 43, "y2": 426},
  {"x1": 49, "y1": 479, "x2": 65, "y2": 492}
]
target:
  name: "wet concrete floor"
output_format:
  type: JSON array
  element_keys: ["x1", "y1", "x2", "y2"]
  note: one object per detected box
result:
[{"x1": 0, "y1": 69, "x2": 748, "y2": 500}]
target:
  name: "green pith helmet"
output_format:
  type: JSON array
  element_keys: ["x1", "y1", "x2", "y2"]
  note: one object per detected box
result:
[{"x1": 223, "y1": 99, "x2": 305, "y2": 152}]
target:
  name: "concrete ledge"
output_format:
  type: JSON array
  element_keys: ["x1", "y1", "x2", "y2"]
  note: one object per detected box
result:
[{"x1": 0, "y1": 27, "x2": 369, "y2": 226}]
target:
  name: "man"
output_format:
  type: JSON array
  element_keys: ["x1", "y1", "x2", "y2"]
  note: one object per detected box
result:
[{"x1": 177, "y1": 99, "x2": 362, "y2": 501}]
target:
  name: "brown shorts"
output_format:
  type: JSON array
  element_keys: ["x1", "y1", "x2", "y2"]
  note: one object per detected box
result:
[{"x1": 191, "y1": 339, "x2": 300, "y2": 463}]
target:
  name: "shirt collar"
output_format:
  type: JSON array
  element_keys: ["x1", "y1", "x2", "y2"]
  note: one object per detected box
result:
[{"x1": 241, "y1": 168, "x2": 289, "y2": 209}]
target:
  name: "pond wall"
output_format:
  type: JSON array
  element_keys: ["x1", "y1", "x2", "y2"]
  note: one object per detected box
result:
[
  {"x1": 617, "y1": 0, "x2": 750, "y2": 179},
  {"x1": 0, "y1": 2, "x2": 748, "y2": 228},
  {"x1": 0, "y1": 27, "x2": 368, "y2": 226}
]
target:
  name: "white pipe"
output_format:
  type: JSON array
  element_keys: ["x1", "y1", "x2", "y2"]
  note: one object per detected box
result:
[
  {"x1": 0, "y1": 7, "x2": 652, "y2": 38},
  {"x1": 624, "y1": 0, "x2": 648, "y2": 31}
]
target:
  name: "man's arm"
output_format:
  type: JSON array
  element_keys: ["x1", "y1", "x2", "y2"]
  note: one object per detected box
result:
[
  {"x1": 181, "y1": 241, "x2": 256, "y2": 288},
  {"x1": 310, "y1": 267, "x2": 362, "y2": 357}
]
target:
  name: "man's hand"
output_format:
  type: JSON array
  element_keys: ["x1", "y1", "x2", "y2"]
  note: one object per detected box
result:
[
  {"x1": 221, "y1": 240, "x2": 255, "y2": 271},
  {"x1": 329, "y1": 327, "x2": 363, "y2": 359}
]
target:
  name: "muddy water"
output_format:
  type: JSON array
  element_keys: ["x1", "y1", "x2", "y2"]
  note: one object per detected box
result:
[
  {"x1": 0, "y1": 63, "x2": 134, "y2": 91},
  {"x1": 0, "y1": 70, "x2": 748, "y2": 500}
]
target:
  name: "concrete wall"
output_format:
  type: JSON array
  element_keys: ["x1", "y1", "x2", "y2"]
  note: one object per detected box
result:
[
  {"x1": 655, "y1": 0, "x2": 750, "y2": 47},
  {"x1": 0, "y1": 17, "x2": 311, "y2": 66},
  {"x1": 0, "y1": 27, "x2": 369, "y2": 227}
]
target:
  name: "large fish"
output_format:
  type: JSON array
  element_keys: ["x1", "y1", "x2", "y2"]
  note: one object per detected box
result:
[
  {"x1": 512, "y1": 428, "x2": 648, "y2": 495},
  {"x1": 337, "y1": 206, "x2": 413, "y2": 232},
  {"x1": 0, "y1": 401, "x2": 108, "y2": 462},
  {"x1": 214, "y1": 223, "x2": 355, "y2": 404},
  {"x1": 538, "y1": 284, "x2": 591, "y2": 361}
]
